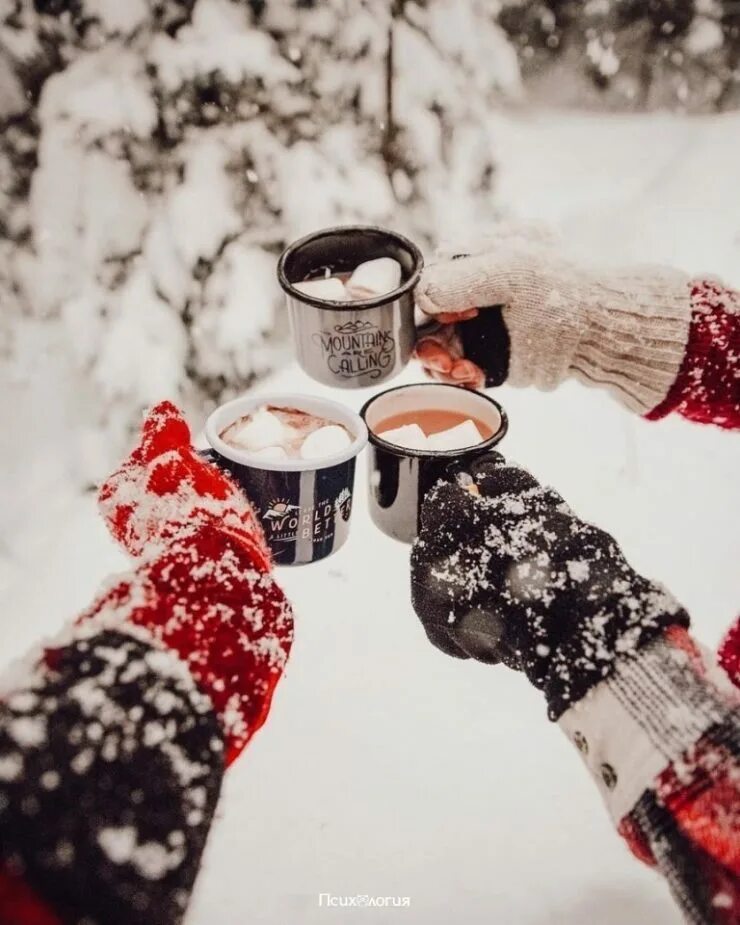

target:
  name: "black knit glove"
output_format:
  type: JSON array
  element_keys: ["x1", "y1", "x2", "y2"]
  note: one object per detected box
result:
[{"x1": 410, "y1": 452, "x2": 690, "y2": 719}]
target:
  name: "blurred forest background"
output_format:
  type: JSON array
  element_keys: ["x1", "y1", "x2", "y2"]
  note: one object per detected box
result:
[{"x1": 0, "y1": 0, "x2": 738, "y2": 481}]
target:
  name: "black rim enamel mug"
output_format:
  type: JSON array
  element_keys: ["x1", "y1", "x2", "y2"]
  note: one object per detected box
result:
[
  {"x1": 277, "y1": 225, "x2": 423, "y2": 389},
  {"x1": 360, "y1": 383, "x2": 508, "y2": 544},
  {"x1": 204, "y1": 394, "x2": 368, "y2": 566}
]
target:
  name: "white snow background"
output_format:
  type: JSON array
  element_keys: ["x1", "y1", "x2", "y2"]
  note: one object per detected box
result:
[{"x1": 2, "y1": 107, "x2": 740, "y2": 925}]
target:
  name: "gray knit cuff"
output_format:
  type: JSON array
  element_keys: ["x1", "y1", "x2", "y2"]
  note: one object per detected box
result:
[{"x1": 570, "y1": 269, "x2": 692, "y2": 414}]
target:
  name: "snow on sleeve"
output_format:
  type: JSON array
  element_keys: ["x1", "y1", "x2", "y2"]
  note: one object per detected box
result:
[{"x1": 648, "y1": 279, "x2": 740, "y2": 428}]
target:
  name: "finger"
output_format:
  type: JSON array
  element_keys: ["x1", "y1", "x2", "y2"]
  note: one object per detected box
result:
[
  {"x1": 415, "y1": 339, "x2": 454, "y2": 374},
  {"x1": 453, "y1": 373, "x2": 487, "y2": 391},
  {"x1": 435, "y1": 309, "x2": 479, "y2": 324},
  {"x1": 137, "y1": 401, "x2": 191, "y2": 462},
  {"x1": 465, "y1": 452, "x2": 506, "y2": 476},
  {"x1": 419, "y1": 364, "x2": 456, "y2": 385},
  {"x1": 418, "y1": 481, "x2": 482, "y2": 538},
  {"x1": 450, "y1": 359, "x2": 484, "y2": 383},
  {"x1": 430, "y1": 369, "x2": 457, "y2": 384},
  {"x1": 420, "y1": 365, "x2": 438, "y2": 382},
  {"x1": 473, "y1": 462, "x2": 542, "y2": 499},
  {"x1": 451, "y1": 369, "x2": 487, "y2": 391}
]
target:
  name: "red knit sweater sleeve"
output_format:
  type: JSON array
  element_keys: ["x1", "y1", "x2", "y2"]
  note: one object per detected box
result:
[
  {"x1": 560, "y1": 623, "x2": 740, "y2": 923},
  {"x1": 0, "y1": 403, "x2": 293, "y2": 925},
  {"x1": 646, "y1": 280, "x2": 740, "y2": 428}
]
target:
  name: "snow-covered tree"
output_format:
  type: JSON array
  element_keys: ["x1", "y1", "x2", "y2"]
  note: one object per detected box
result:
[
  {"x1": 497, "y1": 0, "x2": 740, "y2": 111},
  {"x1": 0, "y1": 0, "x2": 518, "y2": 477}
]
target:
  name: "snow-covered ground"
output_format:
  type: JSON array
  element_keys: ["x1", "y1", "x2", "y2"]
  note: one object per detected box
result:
[{"x1": 2, "y1": 109, "x2": 740, "y2": 923}]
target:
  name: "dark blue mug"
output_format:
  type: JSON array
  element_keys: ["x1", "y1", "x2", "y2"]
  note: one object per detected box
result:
[{"x1": 203, "y1": 394, "x2": 368, "y2": 566}]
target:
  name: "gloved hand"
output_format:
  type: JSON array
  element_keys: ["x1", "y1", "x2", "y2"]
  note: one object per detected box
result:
[
  {"x1": 99, "y1": 400, "x2": 270, "y2": 568},
  {"x1": 94, "y1": 401, "x2": 292, "y2": 762},
  {"x1": 410, "y1": 452, "x2": 689, "y2": 718},
  {"x1": 415, "y1": 233, "x2": 692, "y2": 414},
  {"x1": 0, "y1": 403, "x2": 294, "y2": 925}
]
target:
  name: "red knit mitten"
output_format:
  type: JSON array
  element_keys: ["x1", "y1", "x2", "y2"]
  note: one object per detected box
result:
[
  {"x1": 0, "y1": 404, "x2": 294, "y2": 925},
  {"x1": 89, "y1": 401, "x2": 293, "y2": 764},
  {"x1": 99, "y1": 400, "x2": 270, "y2": 570}
]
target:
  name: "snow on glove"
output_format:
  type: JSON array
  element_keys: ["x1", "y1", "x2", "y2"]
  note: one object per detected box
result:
[
  {"x1": 0, "y1": 403, "x2": 293, "y2": 925},
  {"x1": 411, "y1": 452, "x2": 740, "y2": 924},
  {"x1": 98, "y1": 400, "x2": 270, "y2": 568},
  {"x1": 416, "y1": 234, "x2": 693, "y2": 414},
  {"x1": 410, "y1": 451, "x2": 689, "y2": 719}
]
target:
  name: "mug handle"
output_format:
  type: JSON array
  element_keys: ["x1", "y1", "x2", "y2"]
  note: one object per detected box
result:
[
  {"x1": 196, "y1": 447, "x2": 219, "y2": 464},
  {"x1": 196, "y1": 447, "x2": 235, "y2": 479}
]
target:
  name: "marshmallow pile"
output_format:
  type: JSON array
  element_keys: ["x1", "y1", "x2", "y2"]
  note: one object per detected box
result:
[
  {"x1": 294, "y1": 257, "x2": 402, "y2": 302},
  {"x1": 222, "y1": 406, "x2": 352, "y2": 463},
  {"x1": 378, "y1": 419, "x2": 484, "y2": 453}
]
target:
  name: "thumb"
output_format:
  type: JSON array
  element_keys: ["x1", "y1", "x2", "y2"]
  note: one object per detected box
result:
[
  {"x1": 417, "y1": 252, "x2": 520, "y2": 317},
  {"x1": 137, "y1": 401, "x2": 192, "y2": 463}
]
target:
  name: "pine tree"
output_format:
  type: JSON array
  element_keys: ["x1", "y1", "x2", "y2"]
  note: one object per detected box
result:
[
  {"x1": 0, "y1": 0, "x2": 517, "y2": 477},
  {"x1": 496, "y1": 0, "x2": 740, "y2": 111}
]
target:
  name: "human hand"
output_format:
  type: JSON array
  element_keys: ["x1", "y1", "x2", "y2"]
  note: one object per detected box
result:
[
  {"x1": 410, "y1": 452, "x2": 689, "y2": 718},
  {"x1": 99, "y1": 401, "x2": 269, "y2": 568},
  {"x1": 415, "y1": 233, "x2": 690, "y2": 414}
]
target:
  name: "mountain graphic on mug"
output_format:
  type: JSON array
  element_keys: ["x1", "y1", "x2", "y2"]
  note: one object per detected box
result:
[
  {"x1": 334, "y1": 486, "x2": 352, "y2": 518},
  {"x1": 334, "y1": 319, "x2": 374, "y2": 335},
  {"x1": 264, "y1": 499, "x2": 300, "y2": 521}
]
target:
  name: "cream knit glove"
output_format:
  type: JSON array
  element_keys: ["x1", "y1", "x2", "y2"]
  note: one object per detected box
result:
[{"x1": 418, "y1": 241, "x2": 693, "y2": 414}]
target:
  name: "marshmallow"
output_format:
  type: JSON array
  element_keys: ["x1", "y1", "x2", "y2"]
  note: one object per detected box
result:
[
  {"x1": 427, "y1": 420, "x2": 483, "y2": 452},
  {"x1": 249, "y1": 445, "x2": 288, "y2": 462},
  {"x1": 228, "y1": 407, "x2": 285, "y2": 451},
  {"x1": 346, "y1": 258, "x2": 402, "y2": 300},
  {"x1": 300, "y1": 424, "x2": 352, "y2": 460},
  {"x1": 377, "y1": 423, "x2": 428, "y2": 451},
  {"x1": 294, "y1": 277, "x2": 350, "y2": 302}
]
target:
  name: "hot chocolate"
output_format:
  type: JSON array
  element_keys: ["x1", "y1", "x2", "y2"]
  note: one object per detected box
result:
[
  {"x1": 375, "y1": 408, "x2": 493, "y2": 452},
  {"x1": 220, "y1": 405, "x2": 352, "y2": 462},
  {"x1": 360, "y1": 383, "x2": 507, "y2": 542}
]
